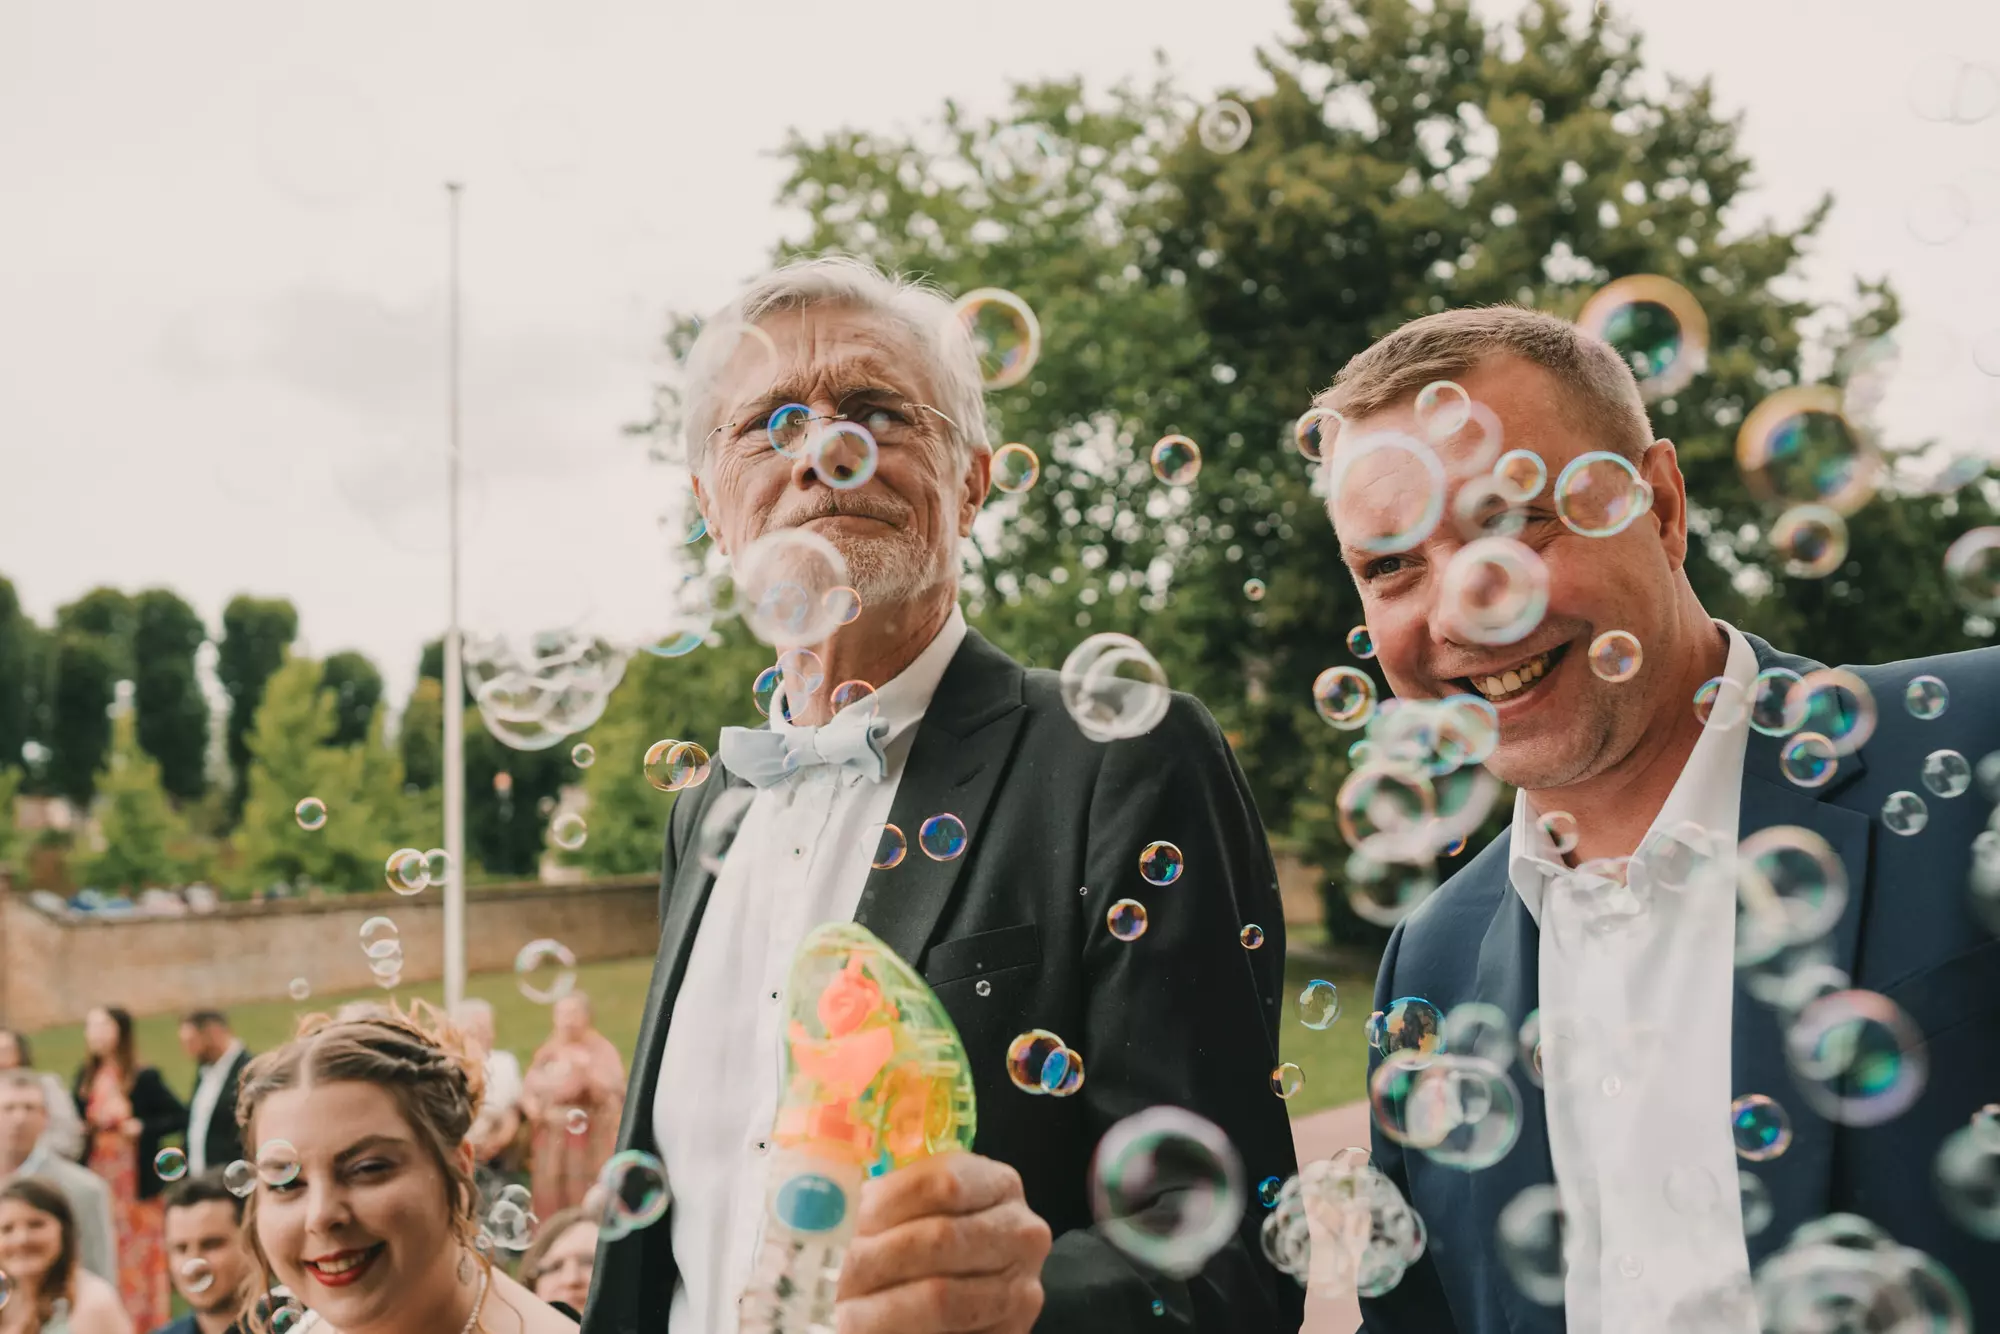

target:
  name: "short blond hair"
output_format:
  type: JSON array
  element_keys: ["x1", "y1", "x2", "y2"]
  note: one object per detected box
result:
[{"x1": 1315, "y1": 305, "x2": 1654, "y2": 460}]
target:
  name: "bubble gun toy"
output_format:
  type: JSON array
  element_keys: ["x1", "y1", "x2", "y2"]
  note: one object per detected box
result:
[{"x1": 738, "y1": 921, "x2": 978, "y2": 1333}]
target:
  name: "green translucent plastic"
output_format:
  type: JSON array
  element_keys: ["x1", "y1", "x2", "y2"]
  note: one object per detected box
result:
[{"x1": 771, "y1": 920, "x2": 977, "y2": 1174}]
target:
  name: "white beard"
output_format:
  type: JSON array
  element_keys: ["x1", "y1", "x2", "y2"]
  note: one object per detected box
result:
[{"x1": 839, "y1": 529, "x2": 958, "y2": 610}]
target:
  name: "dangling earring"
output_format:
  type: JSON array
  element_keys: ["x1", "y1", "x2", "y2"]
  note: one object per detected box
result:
[{"x1": 457, "y1": 1245, "x2": 474, "y2": 1285}]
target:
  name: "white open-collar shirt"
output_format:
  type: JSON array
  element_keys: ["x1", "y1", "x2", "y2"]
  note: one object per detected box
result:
[
  {"x1": 1508, "y1": 620, "x2": 1757, "y2": 1332},
  {"x1": 654, "y1": 606, "x2": 967, "y2": 1334}
]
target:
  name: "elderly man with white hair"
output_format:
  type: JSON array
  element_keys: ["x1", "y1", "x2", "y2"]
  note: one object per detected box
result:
[{"x1": 582, "y1": 255, "x2": 1301, "y2": 1334}]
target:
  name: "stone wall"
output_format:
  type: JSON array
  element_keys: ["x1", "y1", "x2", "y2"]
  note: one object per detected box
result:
[{"x1": 0, "y1": 876, "x2": 659, "y2": 1031}]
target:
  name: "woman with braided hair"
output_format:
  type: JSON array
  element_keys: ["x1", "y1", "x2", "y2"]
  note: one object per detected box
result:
[{"x1": 229, "y1": 1001, "x2": 576, "y2": 1334}]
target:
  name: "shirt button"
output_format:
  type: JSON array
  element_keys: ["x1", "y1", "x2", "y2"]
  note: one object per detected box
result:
[
  {"x1": 754, "y1": 1139, "x2": 769, "y2": 1153},
  {"x1": 791, "y1": 847, "x2": 804, "y2": 859},
  {"x1": 1601, "y1": 1074, "x2": 1622, "y2": 1097},
  {"x1": 767, "y1": 990, "x2": 779, "y2": 1002},
  {"x1": 1617, "y1": 1254, "x2": 1643, "y2": 1279}
]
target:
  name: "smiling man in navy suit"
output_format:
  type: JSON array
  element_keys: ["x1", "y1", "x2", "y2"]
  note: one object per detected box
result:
[{"x1": 1315, "y1": 305, "x2": 1999, "y2": 1332}]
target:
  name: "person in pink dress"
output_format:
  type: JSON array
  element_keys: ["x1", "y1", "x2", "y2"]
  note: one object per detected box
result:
[{"x1": 522, "y1": 994, "x2": 625, "y2": 1219}]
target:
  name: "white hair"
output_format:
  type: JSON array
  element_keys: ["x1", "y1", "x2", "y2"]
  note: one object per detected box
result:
[{"x1": 680, "y1": 254, "x2": 991, "y2": 477}]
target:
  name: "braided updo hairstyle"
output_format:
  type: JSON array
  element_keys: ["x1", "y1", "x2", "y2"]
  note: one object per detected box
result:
[{"x1": 232, "y1": 999, "x2": 490, "y2": 1329}]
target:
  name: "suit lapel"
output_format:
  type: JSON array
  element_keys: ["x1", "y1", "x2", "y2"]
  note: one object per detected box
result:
[
  {"x1": 1460, "y1": 835, "x2": 1562, "y2": 1334},
  {"x1": 855, "y1": 630, "x2": 1027, "y2": 968},
  {"x1": 1730, "y1": 634, "x2": 1874, "y2": 1259}
]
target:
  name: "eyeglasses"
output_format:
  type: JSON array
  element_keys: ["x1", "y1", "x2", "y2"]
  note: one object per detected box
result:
[{"x1": 705, "y1": 395, "x2": 961, "y2": 457}]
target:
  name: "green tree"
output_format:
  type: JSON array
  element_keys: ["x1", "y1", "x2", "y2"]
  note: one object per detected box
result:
[
  {"x1": 218, "y1": 595, "x2": 300, "y2": 821},
  {"x1": 0, "y1": 767, "x2": 21, "y2": 871},
  {"x1": 54, "y1": 588, "x2": 135, "y2": 673},
  {"x1": 399, "y1": 676, "x2": 445, "y2": 792},
  {"x1": 45, "y1": 632, "x2": 120, "y2": 805},
  {"x1": 767, "y1": 0, "x2": 1996, "y2": 944},
  {"x1": 130, "y1": 589, "x2": 211, "y2": 803},
  {"x1": 236, "y1": 656, "x2": 435, "y2": 894},
  {"x1": 76, "y1": 711, "x2": 188, "y2": 892},
  {"x1": 0, "y1": 577, "x2": 47, "y2": 782},
  {"x1": 573, "y1": 627, "x2": 775, "y2": 877},
  {"x1": 321, "y1": 651, "x2": 385, "y2": 749}
]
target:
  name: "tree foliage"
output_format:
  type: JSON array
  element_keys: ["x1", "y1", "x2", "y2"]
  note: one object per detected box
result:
[
  {"x1": 767, "y1": 0, "x2": 1997, "y2": 943},
  {"x1": 0, "y1": 576, "x2": 46, "y2": 784},
  {"x1": 0, "y1": 767, "x2": 21, "y2": 871},
  {"x1": 44, "y1": 631, "x2": 120, "y2": 805},
  {"x1": 130, "y1": 588, "x2": 211, "y2": 803},
  {"x1": 235, "y1": 655, "x2": 434, "y2": 894},
  {"x1": 76, "y1": 711, "x2": 197, "y2": 892},
  {"x1": 218, "y1": 595, "x2": 299, "y2": 821},
  {"x1": 321, "y1": 651, "x2": 386, "y2": 749}
]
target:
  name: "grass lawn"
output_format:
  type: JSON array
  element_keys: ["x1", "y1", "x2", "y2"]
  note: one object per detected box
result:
[
  {"x1": 1276, "y1": 955, "x2": 1376, "y2": 1118},
  {"x1": 22, "y1": 952, "x2": 1375, "y2": 1132}
]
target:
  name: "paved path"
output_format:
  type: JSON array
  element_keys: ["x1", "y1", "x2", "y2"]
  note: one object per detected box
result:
[{"x1": 1288, "y1": 1099, "x2": 1372, "y2": 1334}]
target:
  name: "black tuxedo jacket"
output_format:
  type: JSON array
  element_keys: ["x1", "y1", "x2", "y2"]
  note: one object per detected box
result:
[
  {"x1": 581, "y1": 628, "x2": 1304, "y2": 1333},
  {"x1": 190, "y1": 1046, "x2": 252, "y2": 1173}
]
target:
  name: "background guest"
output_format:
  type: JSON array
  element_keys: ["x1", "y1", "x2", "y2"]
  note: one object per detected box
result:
[
  {"x1": 0, "y1": 1069, "x2": 116, "y2": 1282},
  {"x1": 0, "y1": 1030, "x2": 84, "y2": 1163},
  {"x1": 517, "y1": 1207, "x2": 598, "y2": 1320},
  {"x1": 176, "y1": 1012, "x2": 250, "y2": 1177},
  {"x1": 150, "y1": 1171, "x2": 255, "y2": 1334},
  {"x1": 0, "y1": 1178, "x2": 133, "y2": 1334},
  {"x1": 522, "y1": 993, "x2": 624, "y2": 1218},
  {"x1": 448, "y1": 999, "x2": 526, "y2": 1209},
  {"x1": 72, "y1": 1005, "x2": 184, "y2": 1331}
]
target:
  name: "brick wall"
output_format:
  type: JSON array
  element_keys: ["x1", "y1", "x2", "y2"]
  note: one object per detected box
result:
[{"x1": 0, "y1": 876, "x2": 659, "y2": 1031}]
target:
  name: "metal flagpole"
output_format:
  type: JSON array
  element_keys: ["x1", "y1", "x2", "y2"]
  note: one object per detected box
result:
[{"x1": 443, "y1": 181, "x2": 468, "y2": 1009}]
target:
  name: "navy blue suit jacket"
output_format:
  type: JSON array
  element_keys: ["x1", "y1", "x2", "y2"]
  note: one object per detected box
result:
[{"x1": 1359, "y1": 635, "x2": 2000, "y2": 1332}]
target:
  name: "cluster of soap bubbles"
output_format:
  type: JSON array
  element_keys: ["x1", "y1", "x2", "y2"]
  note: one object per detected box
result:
[
  {"x1": 465, "y1": 628, "x2": 631, "y2": 753},
  {"x1": 1006, "y1": 1029, "x2": 1085, "y2": 1096},
  {"x1": 483, "y1": 1183, "x2": 538, "y2": 1252},
  {"x1": 1260, "y1": 1150, "x2": 1426, "y2": 1300},
  {"x1": 383, "y1": 846, "x2": 449, "y2": 895},
  {"x1": 1748, "y1": 1214, "x2": 1970, "y2": 1331},
  {"x1": 358, "y1": 915, "x2": 404, "y2": 989},
  {"x1": 1319, "y1": 691, "x2": 1505, "y2": 926}
]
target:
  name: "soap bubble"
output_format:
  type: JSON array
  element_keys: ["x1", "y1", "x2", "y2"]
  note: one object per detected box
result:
[
  {"x1": 516, "y1": 938, "x2": 578, "y2": 1005},
  {"x1": 1060, "y1": 634, "x2": 1171, "y2": 741},
  {"x1": 1089, "y1": 1106, "x2": 1246, "y2": 1279}
]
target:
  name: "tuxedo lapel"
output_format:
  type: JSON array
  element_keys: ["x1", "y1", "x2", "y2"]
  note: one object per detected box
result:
[
  {"x1": 855, "y1": 630, "x2": 1027, "y2": 969},
  {"x1": 1730, "y1": 635, "x2": 1874, "y2": 1259},
  {"x1": 1462, "y1": 837, "x2": 1562, "y2": 1334}
]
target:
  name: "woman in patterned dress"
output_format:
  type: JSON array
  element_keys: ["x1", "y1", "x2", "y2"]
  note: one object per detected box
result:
[
  {"x1": 522, "y1": 993, "x2": 626, "y2": 1218},
  {"x1": 70, "y1": 1007, "x2": 183, "y2": 1332}
]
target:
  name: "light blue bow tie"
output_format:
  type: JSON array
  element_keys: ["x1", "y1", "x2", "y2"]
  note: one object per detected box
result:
[{"x1": 717, "y1": 705, "x2": 891, "y2": 788}]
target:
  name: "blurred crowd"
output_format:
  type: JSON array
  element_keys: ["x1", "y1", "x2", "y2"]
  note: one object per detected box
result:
[{"x1": 0, "y1": 995, "x2": 625, "y2": 1333}]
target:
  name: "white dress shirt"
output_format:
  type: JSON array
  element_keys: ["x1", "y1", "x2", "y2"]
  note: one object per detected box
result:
[
  {"x1": 484, "y1": 1049, "x2": 524, "y2": 1116},
  {"x1": 655, "y1": 606, "x2": 968, "y2": 1334},
  {"x1": 1509, "y1": 621, "x2": 1756, "y2": 1333},
  {"x1": 186, "y1": 1038, "x2": 245, "y2": 1174}
]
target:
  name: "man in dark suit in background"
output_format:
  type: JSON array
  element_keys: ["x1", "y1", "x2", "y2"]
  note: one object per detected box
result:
[
  {"x1": 177, "y1": 1011, "x2": 249, "y2": 1176},
  {"x1": 581, "y1": 255, "x2": 1301, "y2": 1334},
  {"x1": 1315, "y1": 305, "x2": 2000, "y2": 1331}
]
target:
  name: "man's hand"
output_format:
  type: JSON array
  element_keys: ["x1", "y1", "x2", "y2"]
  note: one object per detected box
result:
[{"x1": 836, "y1": 1152, "x2": 1052, "y2": 1334}]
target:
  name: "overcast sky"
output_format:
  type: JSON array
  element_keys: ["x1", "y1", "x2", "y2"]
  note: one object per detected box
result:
[{"x1": 2, "y1": 0, "x2": 1995, "y2": 707}]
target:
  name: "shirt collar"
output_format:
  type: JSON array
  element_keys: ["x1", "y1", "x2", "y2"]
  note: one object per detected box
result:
[
  {"x1": 1508, "y1": 620, "x2": 1756, "y2": 924},
  {"x1": 769, "y1": 604, "x2": 968, "y2": 777},
  {"x1": 206, "y1": 1039, "x2": 245, "y2": 1073}
]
